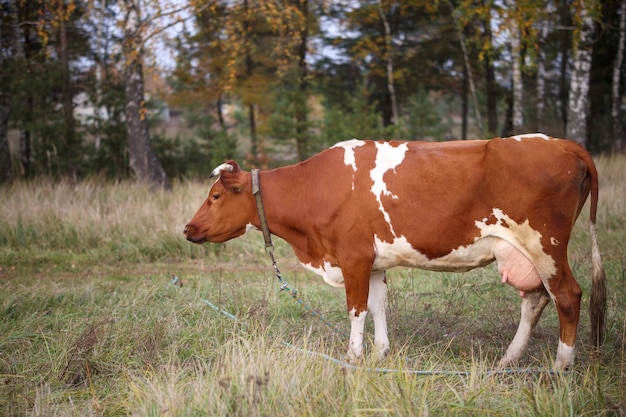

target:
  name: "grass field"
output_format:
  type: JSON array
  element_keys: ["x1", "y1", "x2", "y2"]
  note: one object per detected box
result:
[{"x1": 1, "y1": 154, "x2": 625, "y2": 416}]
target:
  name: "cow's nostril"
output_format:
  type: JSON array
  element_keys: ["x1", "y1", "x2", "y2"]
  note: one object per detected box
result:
[{"x1": 183, "y1": 226, "x2": 189, "y2": 236}]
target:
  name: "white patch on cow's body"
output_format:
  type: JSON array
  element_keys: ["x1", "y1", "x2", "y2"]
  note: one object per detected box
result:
[
  {"x1": 371, "y1": 208, "x2": 554, "y2": 291},
  {"x1": 550, "y1": 237, "x2": 560, "y2": 246},
  {"x1": 475, "y1": 208, "x2": 556, "y2": 284},
  {"x1": 332, "y1": 139, "x2": 365, "y2": 189},
  {"x1": 509, "y1": 133, "x2": 551, "y2": 141},
  {"x1": 301, "y1": 261, "x2": 344, "y2": 288},
  {"x1": 370, "y1": 142, "x2": 409, "y2": 237},
  {"x1": 332, "y1": 138, "x2": 364, "y2": 171},
  {"x1": 372, "y1": 235, "x2": 497, "y2": 272},
  {"x1": 554, "y1": 340, "x2": 575, "y2": 370},
  {"x1": 245, "y1": 223, "x2": 257, "y2": 234}
]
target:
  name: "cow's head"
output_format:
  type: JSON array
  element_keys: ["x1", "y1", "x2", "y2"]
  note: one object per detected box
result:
[{"x1": 184, "y1": 161, "x2": 256, "y2": 243}]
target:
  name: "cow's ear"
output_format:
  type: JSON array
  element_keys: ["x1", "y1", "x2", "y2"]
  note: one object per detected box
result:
[
  {"x1": 219, "y1": 160, "x2": 246, "y2": 193},
  {"x1": 210, "y1": 161, "x2": 237, "y2": 179}
]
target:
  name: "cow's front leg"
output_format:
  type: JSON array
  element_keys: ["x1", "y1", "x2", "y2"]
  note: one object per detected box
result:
[
  {"x1": 342, "y1": 262, "x2": 374, "y2": 363},
  {"x1": 368, "y1": 270, "x2": 389, "y2": 360},
  {"x1": 347, "y1": 307, "x2": 367, "y2": 362}
]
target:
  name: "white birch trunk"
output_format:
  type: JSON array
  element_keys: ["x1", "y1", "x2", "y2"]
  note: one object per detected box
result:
[
  {"x1": 566, "y1": 0, "x2": 595, "y2": 147},
  {"x1": 507, "y1": 0, "x2": 523, "y2": 133}
]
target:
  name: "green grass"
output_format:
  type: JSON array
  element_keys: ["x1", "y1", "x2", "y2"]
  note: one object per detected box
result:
[{"x1": 1, "y1": 156, "x2": 625, "y2": 416}]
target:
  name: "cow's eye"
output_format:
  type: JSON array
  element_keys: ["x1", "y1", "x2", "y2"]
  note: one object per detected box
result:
[{"x1": 212, "y1": 193, "x2": 220, "y2": 200}]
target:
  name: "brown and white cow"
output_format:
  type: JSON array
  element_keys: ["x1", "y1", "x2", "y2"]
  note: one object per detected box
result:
[{"x1": 184, "y1": 134, "x2": 606, "y2": 370}]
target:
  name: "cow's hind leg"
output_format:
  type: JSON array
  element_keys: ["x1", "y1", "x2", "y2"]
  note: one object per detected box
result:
[
  {"x1": 368, "y1": 270, "x2": 389, "y2": 360},
  {"x1": 552, "y1": 262, "x2": 582, "y2": 370},
  {"x1": 499, "y1": 289, "x2": 551, "y2": 368}
]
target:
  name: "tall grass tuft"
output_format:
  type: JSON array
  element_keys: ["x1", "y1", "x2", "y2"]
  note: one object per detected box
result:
[{"x1": 0, "y1": 179, "x2": 217, "y2": 266}]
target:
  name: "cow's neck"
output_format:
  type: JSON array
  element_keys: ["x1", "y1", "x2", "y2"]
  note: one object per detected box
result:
[{"x1": 253, "y1": 165, "x2": 318, "y2": 262}]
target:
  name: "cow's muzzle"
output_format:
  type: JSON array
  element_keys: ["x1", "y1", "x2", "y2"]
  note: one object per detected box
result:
[{"x1": 183, "y1": 225, "x2": 205, "y2": 243}]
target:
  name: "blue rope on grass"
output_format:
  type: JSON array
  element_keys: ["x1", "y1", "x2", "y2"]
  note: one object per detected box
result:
[
  {"x1": 268, "y1": 253, "x2": 349, "y2": 339},
  {"x1": 200, "y1": 298, "x2": 241, "y2": 323},
  {"x1": 280, "y1": 340, "x2": 563, "y2": 376},
  {"x1": 275, "y1": 282, "x2": 350, "y2": 339},
  {"x1": 196, "y1": 290, "x2": 564, "y2": 377}
]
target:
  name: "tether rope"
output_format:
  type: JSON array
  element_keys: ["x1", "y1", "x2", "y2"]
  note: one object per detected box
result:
[{"x1": 184, "y1": 279, "x2": 564, "y2": 376}]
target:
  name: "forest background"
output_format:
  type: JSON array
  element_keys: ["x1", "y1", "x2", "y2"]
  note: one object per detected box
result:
[{"x1": 1, "y1": 0, "x2": 625, "y2": 189}]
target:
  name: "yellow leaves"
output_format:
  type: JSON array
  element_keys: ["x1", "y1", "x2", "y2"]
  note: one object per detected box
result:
[
  {"x1": 235, "y1": 73, "x2": 271, "y2": 106},
  {"x1": 36, "y1": 0, "x2": 78, "y2": 48},
  {"x1": 139, "y1": 100, "x2": 148, "y2": 121},
  {"x1": 352, "y1": 37, "x2": 383, "y2": 62}
]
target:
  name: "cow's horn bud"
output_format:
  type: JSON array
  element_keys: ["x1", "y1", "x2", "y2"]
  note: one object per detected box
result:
[{"x1": 210, "y1": 163, "x2": 234, "y2": 178}]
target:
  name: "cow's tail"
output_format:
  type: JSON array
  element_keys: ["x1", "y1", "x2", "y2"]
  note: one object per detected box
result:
[{"x1": 580, "y1": 148, "x2": 607, "y2": 348}]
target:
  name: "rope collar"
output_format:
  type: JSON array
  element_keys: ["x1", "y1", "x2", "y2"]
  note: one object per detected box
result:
[{"x1": 251, "y1": 169, "x2": 274, "y2": 253}]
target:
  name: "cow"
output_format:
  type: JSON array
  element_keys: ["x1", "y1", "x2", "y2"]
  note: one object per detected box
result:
[{"x1": 184, "y1": 134, "x2": 606, "y2": 370}]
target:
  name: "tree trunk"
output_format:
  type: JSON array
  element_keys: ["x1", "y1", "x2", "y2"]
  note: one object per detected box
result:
[
  {"x1": 0, "y1": 1, "x2": 14, "y2": 181},
  {"x1": 536, "y1": 21, "x2": 549, "y2": 132},
  {"x1": 0, "y1": 95, "x2": 10, "y2": 182},
  {"x1": 462, "y1": 60, "x2": 468, "y2": 140},
  {"x1": 558, "y1": 0, "x2": 572, "y2": 136},
  {"x1": 124, "y1": 61, "x2": 171, "y2": 189},
  {"x1": 452, "y1": 8, "x2": 483, "y2": 136},
  {"x1": 123, "y1": 1, "x2": 171, "y2": 190},
  {"x1": 19, "y1": 127, "x2": 31, "y2": 177},
  {"x1": 378, "y1": 0, "x2": 398, "y2": 130},
  {"x1": 295, "y1": 0, "x2": 310, "y2": 161},
  {"x1": 612, "y1": 0, "x2": 626, "y2": 152},
  {"x1": 482, "y1": 5, "x2": 498, "y2": 135},
  {"x1": 502, "y1": 90, "x2": 513, "y2": 137},
  {"x1": 12, "y1": 0, "x2": 31, "y2": 178},
  {"x1": 507, "y1": 0, "x2": 523, "y2": 133},
  {"x1": 566, "y1": 0, "x2": 595, "y2": 148},
  {"x1": 243, "y1": 0, "x2": 258, "y2": 161},
  {"x1": 248, "y1": 104, "x2": 258, "y2": 160},
  {"x1": 94, "y1": 0, "x2": 106, "y2": 151},
  {"x1": 217, "y1": 95, "x2": 227, "y2": 132},
  {"x1": 59, "y1": 18, "x2": 79, "y2": 181}
]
